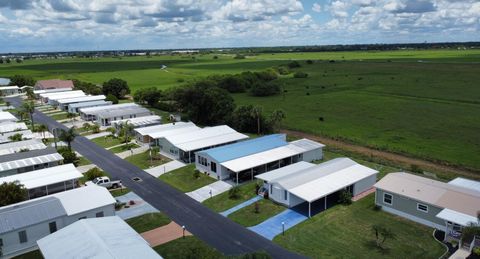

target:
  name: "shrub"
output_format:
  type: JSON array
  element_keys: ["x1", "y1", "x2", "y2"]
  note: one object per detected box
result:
[
  {"x1": 84, "y1": 168, "x2": 105, "y2": 181},
  {"x1": 254, "y1": 202, "x2": 260, "y2": 214},
  {"x1": 276, "y1": 66, "x2": 290, "y2": 75},
  {"x1": 293, "y1": 71, "x2": 308, "y2": 78},
  {"x1": 338, "y1": 190, "x2": 352, "y2": 205},
  {"x1": 193, "y1": 170, "x2": 200, "y2": 179},
  {"x1": 287, "y1": 61, "x2": 301, "y2": 68},
  {"x1": 250, "y1": 81, "x2": 281, "y2": 97},
  {"x1": 58, "y1": 147, "x2": 80, "y2": 166},
  {"x1": 306, "y1": 60, "x2": 313, "y2": 64},
  {"x1": 228, "y1": 186, "x2": 240, "y2": 199},
  {"x1": 106, "y1": 94, "x2": 119, "y2": 104},
  {"x1": 373, "y1": 205, "x2": 382, "y2": 211},
  {"x1": 473, "y1": 247, "x2": 480, "y2": 256},
  {"x1": 234, "y1": 54, "x2": 246, "y2": 59},
  {"x1": 410, "y1": 164, "x2": 423, "y2": 174}
]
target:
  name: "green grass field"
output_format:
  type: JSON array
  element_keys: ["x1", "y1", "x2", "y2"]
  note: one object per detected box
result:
[
  {"x1": 158, "y1": 164, "x2": 216, "y2": 192},
  {"x1": 108, "y1": 143, "x2": 140, "y2": 153},
  {"x1": 228, "y1": 199, "x2": 285, "y2": 227},
  {"x1": 90, "y1": 135, "x2": 124, "y2": 148},
  {"x1": 125, "y1": 213, "x2": 171, "y2": 233},
  {"x1": 274, "y1": 194, "x2": 445, "y2": 259},
  {"x1": 1, "y1": 49, "x2": 479, "y2": 171},
  {"x1": 125, "y1": 150, "x2": 170, "y2": 169},
  {"x1": 153, "y1": 236, "x2": 224, "y2": 259},
  {"x1": 203, "y1": 181, "x2": 260, "y2": 212}
]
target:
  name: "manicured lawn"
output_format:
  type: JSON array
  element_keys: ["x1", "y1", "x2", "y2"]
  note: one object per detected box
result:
[
  {"x1": 109, "y1": 187, "x2": 130, "y2": 197},
  {"x1": 153, "y1": 236, "x2": 224, "y2": 259},
  {"x1": 109, "y1": 143, "x2": 140, "y2": 153},
  {"x1": 48, "y1": 112, "x2": 69, "y2": 121},
  {"x1": 125, "y1": 212, "x2": 171, "y2": 233},
  {"x1": 90, "y1": 135, "x2": 124, "y2": 148},
  {"x1": 125, "y1": 150, "x2": 171, "y2": 169},
  {"x1": 203, "y1": 181, "x2": 259, "y2": 212},
  {"x1": 274, "y1": 194, "x2": 445, "y2": 259},
  {"x1": 158, "y1": 164, "x2": 216, "y2": 192},
  {"x1": 77, "y1": 156, "x2": 91, "y2": 166},
  {"x1": 12, "y1": 250, "x2": 43, "y2": 259},
  {"x1": 228, "y1": 199, "x2": 285, "y2": 227}
]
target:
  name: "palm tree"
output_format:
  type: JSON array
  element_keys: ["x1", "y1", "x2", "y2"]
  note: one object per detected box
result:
[
  {"x1": 67, "y1": 112, "x2": 76, "y2": 124},
  {"x1": 120, "y1": 121, "x2": 134, "y2": 144},
  {"x1": 91, "y1": 124, "x2": 100, "y2": 133},
  {"x1": 25, "y1": 88, "x2": 35, "y2": 100},
  {"x1": 270, "y1": 109, "x2": 286, "y2": 132},
  {"x1": 251, "y1": 106, "x2": 262, "y2": 135},
  {"x1": 37, "y1": 124, "x2": 48, "y2": 140},
  {"x1": 59, "y1": 128, "x2": 76, "y2": 150},
  {"x1": 82, "y1": 123, "x2": 91, "y2": 133},
  {"x1": 21, "y1": 101, "x2": 35, "y2": 131}
]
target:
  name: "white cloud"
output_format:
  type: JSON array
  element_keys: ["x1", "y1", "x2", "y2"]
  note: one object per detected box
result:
[{"x1": 312, "y1": 3, "x2": 321, "y2": 13}]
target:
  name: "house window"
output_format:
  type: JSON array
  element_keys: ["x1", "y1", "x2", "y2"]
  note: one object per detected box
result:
[
  {"x1": 18, "y1": 230, "x2": 27, "y2": 243},
  {"x1": 96, "y1": 211, "x2": 104, "y2": 218},
  {"x1": 417, "y1": 203, "x2": 428, "y2": 213},
  {"x1": 383, "y1": 193, "x2": 393, "y2": 205},
  {"x1": 49, "y1": 222, "x2": 57, "y2": 233},
  {"x1": 211, "y1": 162, "x2": 217, "y2": 173},
  {"x1": 284, "y1": 190, "x2": 288, "y2": 200}
]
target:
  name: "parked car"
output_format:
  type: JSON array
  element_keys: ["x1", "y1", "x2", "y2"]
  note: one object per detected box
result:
[{"x1": 86, "y1": 176, "x2": 122, "y2": 189}]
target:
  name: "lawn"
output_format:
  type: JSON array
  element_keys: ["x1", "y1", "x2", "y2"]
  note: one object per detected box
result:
[
  {"x1": 153, "y1": 236, "x2": 224, "y2": 259},
  {"x1": 125, "y1": 212, "x2": 171, "y2": 233},
  {"x1": 203, "y1": 181, "x2": 259, "y2": 212},
  {"x1": 108, "y1": 143, "x2": 140, "y2": 153},
  {"x1": 109, "y1": 187, "x2": 130, "y2": 197},
  {"x1": 48, "y1": 112, "x2": 69, "y2": 121},
  {"x1": 90, "y1": 135, "x2": 124, "y2": 148},
  {"x1": 125, "y1": 150, "x2": 171, "y2": 169},
  {"x1": 228, "y1": 199, "x2": 285, "y2": 227},
  {"x1": 274, "y1": 194, "x2": 445, "y2": 259},
  {"x1": 77, "y1": 156, "x2": 91, "y2": 166},
  {"x1": 158, "y1": 164, "x2": 216, "y2": 192}
]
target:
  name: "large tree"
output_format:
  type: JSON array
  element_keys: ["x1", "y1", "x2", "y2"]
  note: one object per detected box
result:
[
  {"x1": 133, "y1": 87, "x2": 163, "y2": 106},
  {"x1": 9, "y1": 75, "x2": 35, "y2": 86},
  {"x1": 102, "y1": 78, "x2": 130, "y2": 99},
  {"x1": 59, "y1": 128, "x2": 76, "y2": 150},
  {"x1": 231, "y1": 105, "x2": 272, "y2": 134},
  {"x1": 0, "y1": 181, "x2": 28, "y2": 206}
]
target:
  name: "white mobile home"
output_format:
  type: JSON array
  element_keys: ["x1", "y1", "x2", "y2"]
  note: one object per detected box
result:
[
  {"x1": 0, "y1": 122, "x2": 28, "y2": 134},
  {"x1": 57, "y1": 95, "x2": 106, "y2": 111},
  {"x1": 0, "y1": 85, "x2": 20, "y2": 96},
  {"x1": 0, "y1": 130, "x2": 34, "y2": 144},
  {"x1": 197, "y1": 135, "x2": 324, "y2": 183},
  {"x1": 0, "y1": 164, "x2": 82, "y2": 199},
  {"x1": 155, "y1": 125, "x2": 249, "y2": 163},
  {"x1": 0, "y1": 139, "x2": 46, "y2": 156},
  {"x1": 0, "y1": 112, "x2": 18, "y2": 123},
  {"x1": 34, "y1": 88, "x2": 72, "y2": 98},
  {"x1": 135, "y1": 122, "x2": 198, "y2": 144},
  {"x1": 67, "y1": 100, "x2": 112, "y2": 114},
  {"x1": 0, "y1": 185, "x2": 116, "y2": 258},
  {"x1": 79, "y1": 103, "x2": 137, "y2": 121},
  {"x1": 0, "y1": 148, "x2": 63, "y2": 177},
  {"x1": 40, "y1": 90, "x2": 85, "y2": 105},
  {"x1": 96, "y1": 106, "x2": 152, "y2": 126},
  {"x1": 257, "y1": 158, "x2": 378, "y2": 217},
  {"x1": 112, "y1": 115, "x2": 162, "y2": 132},
  {"x1": 37, "y1": 216, "x2": 162, "y2": 259}
]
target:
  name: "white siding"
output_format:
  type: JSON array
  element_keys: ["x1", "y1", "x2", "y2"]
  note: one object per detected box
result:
[
  {"x1": 353, "y1": 174, "x2": 377, "y2": 196},
  {"x1": 301, "y1": 148, "x2": 323, "y2": 162}
]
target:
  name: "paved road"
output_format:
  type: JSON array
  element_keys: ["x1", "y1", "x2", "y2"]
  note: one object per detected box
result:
[{"x1": 8, "y1": 97, "x2": 303, "y2": 259}]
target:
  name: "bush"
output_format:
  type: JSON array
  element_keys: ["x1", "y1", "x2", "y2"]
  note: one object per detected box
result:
[
  {"x1": 84, "y1": 168, "x2": 105, "y2": 181},
  {"x1": 193, "y1": 170, "x2": 200, "y2": 179},
  {"x1": 58, "y1": 147, "x2": 80, "y2": 166},
  {"x1": 250, "y1": 81, "x2": 281, "y2": 97},
  {"x1": 293, "y1": 71, "x2": 308, "y2": 78},
  {"x1": 306, "y1": 60, "x2": 313, "y2": 64},
  {"x1": 410, "y1": 164, "x2": 423, "y2": 174},
  {"x1": 234, "y1": 54, "x2": 246, "y2": 59},
  {"x1": 228, "y1": 186, "x2": 240, "y2": 199},
  {"x1": 373, "y1": 205, "x2": 382, "y2": 211},
  {"x1": 338, "y1": 190, "x2": 352, "y2": 205},
  {"x1": 154, "y1": 101, "x2": 177, "y2": 112},
  {"x1": 287, "y1": 61, "x2": 301, "y2": 68},
  {"x1": 473, "y1": 247, "x2": 480, "y2": 256},
  {"x1": 276, "y1": 66, "x2": 290, "y2": 75},
  {"x1": 106, "y1": 94, "x2": 119, "y2": 104}
]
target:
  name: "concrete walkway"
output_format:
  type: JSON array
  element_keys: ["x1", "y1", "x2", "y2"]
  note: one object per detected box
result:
[
  {"x1": 141, "y1": 221, "x2": 192, "y2": 247},
  {"x1": 116, "y1": 145, "x2": 149, "y2": 159},
  {"x1": 248, "y1": 209, "x2": 308, "y2": 240},
  {"x1": 186, "y1": 181, "x2": 233, "y2": 202},
  {"x1": 448, "y1": 248, "x2": 470, "y2": 259},
  {"x1": 77, "y1": 164, "x2": 96, "y2": 173},
  {"x1": 106, "y1": 141, "x2": 135, "y2": 150},
  {"x1": 115, "y1": 192, "x2": 159, "y2": 220},
  {"x1": 220, "y1": 196, "x2": 263, "y2": 217},
  {"x1": 145, "y1": 160, "x2": 186, "y2": 177},
  {"x1": 85, "y1": 131, "x2": 111, "y2": 139}
]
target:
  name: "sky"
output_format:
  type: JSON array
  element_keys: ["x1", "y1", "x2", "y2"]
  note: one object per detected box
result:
[{"x1": 0, "y1": 0, "x2": 479, "y2": 53}]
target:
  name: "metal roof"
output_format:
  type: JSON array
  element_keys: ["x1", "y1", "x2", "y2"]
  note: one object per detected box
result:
[
  {"x1": 221, "y1": 138, "x2": 324, "y2": 173},
  {"x1": 197, "y1": 134, "x2": 287, "y2": 163},
  {"x1": 448, "y1": 177, "x2": 480, "y2": 192},
  {"x1": 68, "y1": 100, "x2": 112, "y2": 109},
  {"x1": 0, "y1": 130, "x2": 34, "y2": 143},
  {"x1": 96, "y1": 106, "x2": 151, "y2": 119},
  {"x1": 57, "y1": 95, "x2": 106, "y2": 104},
  {"x1": 256, "y1": 161, "x2": 316, "y2": 182},
  {"x1": 375, "y1": 173, "x2": 480, "y2": 218},
  {"x1": 0, "y1": 139, "x2": 46, "y2": 156},
  {"x1": 0, "y1": 86, "x2": 19, "y2": 90},
  {"x1": 135, "y1": 121, "x2": 191, "y2": 136},
  {"x1": 144, "y1": 122, "x2": 200, "y2": 138},
  {"x1": 164, "y1": 125, "x2": 249, "y2": 152},
  {"x1": 40, "y1": 90, "x2": 85, "y2": 99},
  {"x1": 37, "y1": 216, "x2": 162, "y2": 259},
  {"x1": 436, "y1": 208, "x2": 479, "y2": 227},
  {"x1": 0, "y1": 164, "x2": 82, "y2": 189},
  {"x1": 279, "y1": 158, "x2": 378, "y2": 202},
  {"x1": 79, "y1": 103, "x2": 137, "y2": 114},
  {"x1": 0, "y1": 112, "x2": 18, "y2": 122},
  {"x1": 0, "y1": 148, "x2": 63, "y2": 172},
  {"x1": 34, "y1": 88, "x2": 72, "y2": 95},
  {"x1": 112, "y1": 115, "x2": 162, "y2": 128},
  {"x1": 0, "y1": 122, "x2": 28, "y2": 133}
]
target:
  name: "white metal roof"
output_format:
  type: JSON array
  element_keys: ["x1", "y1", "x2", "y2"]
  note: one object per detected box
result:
[
  {"x1": 57, "y1": 95, "x2": 106, "y2": 104},
  {"x1": 112, "y1": 115, "x2": 162, "y2": 128},
  {"x1": 140, "y1": 122, "x2": 198, "y2": 138},
  {"x1": 0, "y1": 86, "x2": 19, "y2": 90},
  {"x1": 256, "y1": 162, "x2": 316, "y2": 182},
  {"x1": 68, "y1": 100, "x2": 112, "y2": 109},
  {"x1": 0, "y1": 139, "x2": 46, "y2": 156},
  {"x1": 40, "y1": 90, "x2": 83, "y2": 98},
  {"x1": 436, "y1": 208, "x2": 479, "y2": 227},
  {"x1": 55, "y1": 185, "x2": 116, "y2": 215},
  {"x1": 40, "y1": 90, "x2": 85, "y2": 100},
  {"x1": 285, "y1": 158, "x2": 378, "y2": 202},
  {"x1": 37, "y1": 216, "x2": 162, "y2": 259},
  {"x1": 448, "y1": 177, "x2": 480, "y2": 192},
  {"x1": 0, "y1": 112, "x2": 18, "y2": 122},
  {"x1": 0, "y1": 129, "x2": 34, "y2": 143},
  {"x1": 79, "y1": 103, "x2": 138, "y2": 115},
  {"x1": 0, "y1": 122, "x2": 28, "y2": 133},
  {"x1": 221, "y1": 139, "x2": 324, "y2": 173},
  {"x1": 0, "y1": 152, "x2": 63, "y2": 172},
  {"x1": 34, "y1": 88, "x2": 72, "y2": 95},
  {"x1": 164, "y1": 125, "x2": 248, "y2": 152},
  {"x1": 96, "y1": 106, "x2": 151, "y2": 118},
  {"x1": 0, "y1": 164, "x2": 82, "y2": 189}
]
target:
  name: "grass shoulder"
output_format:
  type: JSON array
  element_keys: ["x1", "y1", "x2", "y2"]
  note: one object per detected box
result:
[
  {"x1": 203, "y1": 181, "x2": 259, "y2": 212},
  {"x1": 158, "y1": 164, "x2": 216, "y2": 193},
  {"x1": 125, "y1": 212, "x2": 171, "y2": 233},
  {"x1": 125, "y1": 150, "x2": 170, "y2": 169},
  {"x1": 228, "y1": 199, "x2": 285, "y2": 227}
]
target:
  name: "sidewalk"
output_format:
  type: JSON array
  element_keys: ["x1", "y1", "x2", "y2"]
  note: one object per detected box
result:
[
  {"x1": 116, "y1": 192, "x2": 159, "y2": 220},
  {"x1": 186, "y1": 181, "x2": 233, "y2": 202},
  {"x1": 141, "y1": 221, "x2": 192, "y2": 247},
  {"x1": 116, "y1": 145, "x2": 149, "y2": 159},
  {"x1": 145, "y1": 160, "x2": 186, "y2": 177},
  {"x1": 77, "y1": 164, "x2": 96, "y2": 173},
  {"x1": 220, "y1": 196, "x2": 262, "y2": 217},
  {"x1": 85, "y1": 131, "x2": 111, "y2": 139}
]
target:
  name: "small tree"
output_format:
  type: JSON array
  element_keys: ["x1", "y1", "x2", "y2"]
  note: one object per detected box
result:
[
  {"x1": 338, "y1": 189, "x2": 352, "y2": 205},
  {"x1": 372, "y1": 224, "x2": 396, "y2": 248},
  {"x1": 228, "y1": 186, "x2": 240, "y2": 199},
  {"x1": 82, "y1": 123, "x2": 91, "y2": 132},
  {"x1": 25, "y1": 87, "x2": 35, "y2": 100},
  {"x1": 9, "y1": 75, "x2": 36, "y2": 86},
  {"x1": 58, "y1": 147, "x2": 80, "y2": 166},
  {"x1": 102, "y1": 78, "x2": 130, "y2": 99},
  {"x1": 84, "y1": 168, "x2": 105, "y2": 181},
  {"x1": 106, "y1": 94, "x2": 119, "y2": 104},
  {"x1": 251, "y1": 106, "x2": 263, "y2": 135},
  {"x1": 37, "y1": 124, "x2": 48, "y2": 140},
  {"x1": 0, "y1": 181, "x2": 28, "y2": 206},
  {"x1": 91, "y1": 124, "x2": 100, "y2": 133},
  {"x1": 269, "y1": 109, "x2": 286, "y2": 132},
  {"x1": 59, "y1": 128, "x2": 76, "y2": 150},
  {"x1": 8, "y1": 133, "x2": 23, "y2": 142},
  {"x1": 193, "y1": 170, "x2": 200, "y2": 179}
]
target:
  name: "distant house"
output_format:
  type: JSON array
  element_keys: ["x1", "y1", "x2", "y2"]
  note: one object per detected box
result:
[
  {"x1": 256, "y1": 158, "x2": 378, "y2": 217},
  {"x1": 0, "y1": 85, "x2": 20, "y2": 96},
  {"x1": 374, "y1": 173, "x2": 480, "y2": 241},
  {"x1": 0, "y1": 122, "x2": 28, "y2": 134},
  {"x1": 0, "y1": 164, "x2": 82, "y2": 199},
  {"x1": 67, "y1": 100, "x2": 112, "y2": 114},
  {"x1": 0, "y1": 111, "x2": 18, "y2": 123},
  {"x1": 0, "y1": 139, "x2": 46, "y2": 156},
  {"x1": 0, "y1": 147, "x2": 63, "y2": 177},
  {"x1": 43, "y1": 91, "x2": 86, "y2": 105},
  {"x1": 134, "y1": 121, "x2": 198, "y2": 144},
  {"x1": 37, "y1": 216, "x2": 162, "y2": 259},
  {"x1": 78, "y1": 103, "x2": 138, "y2": 121},
  {"x1": 56, "y1": 95, "x2": 106, "y2": 111},
  {"x1": 95, "y1": 106, "x2": 152, "y2": 126},
  {"x1": 34, "y1": 79, "x2": 74, "y2": 90},
  {"x1": 112, "y1": 115, "x2": 162, "y2": 133},
  {"x1": 196, "y1": 134, "x2": 324, "y2": 183},
  {"x1": 0, "y1": 185, "x2": 116, "y2": 258}
]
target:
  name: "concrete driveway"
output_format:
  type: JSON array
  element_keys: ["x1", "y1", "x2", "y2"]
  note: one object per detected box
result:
[
  {"x1": 186, "y1": 181, "x2": 233, "y2": 202},
  {"x1": 115, "y1": 192, "x2": 159, "y2": 220},
  {"x1": 249, "y1": 209, "x2": 308, "y2": 240},
  {"x1": 145, "y1": 160, "x2": 186, "y2": 177}
]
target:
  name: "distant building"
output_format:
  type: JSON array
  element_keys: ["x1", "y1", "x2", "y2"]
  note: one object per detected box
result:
[
  {"x1": 34, "y1": 79, "x2": 74, "y2": 90},
  {"x1": 56, "y1": 95, "x2": 106, "y2": 111},
  {"x1": 0, "y1": 147, "x2": 63, "y2": 177},
  {"x1": 134, "y1": 122, "x2": 197, "y2": 144},
  {"x1": 0, "y1": 86, "x2": 20, "y2": 96},
  {"x1": 0, "y1": 139, "x2": 46, "y2": 156},
  {"x1": 0, "y1": 111, "x2": 18, "y2": 123},
  {"x1": 112, "y1": 115, "x2": 162, "y2": 133},
  {"x1": 78, "y1": 103, "x2": 138, "y2": 121},
  {"x1": 0, "y1": 185, "x2": 116, "y2": 258},
  {"x1": 67, "y1": 100, "x2": 112, "y2": 114},
  {"x1": 37, "y1": 216, "x2": 162, "y2": 259}
]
